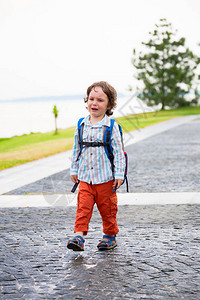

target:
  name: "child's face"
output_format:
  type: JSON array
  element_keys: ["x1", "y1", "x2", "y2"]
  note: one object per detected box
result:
[{"x1": 87, "y1": 86, "x2": 110, "y2": 121}]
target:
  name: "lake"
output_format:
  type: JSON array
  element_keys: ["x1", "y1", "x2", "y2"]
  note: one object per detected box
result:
[{"x1": 0, "y1": 96, "x2": 153, "y2": 138}]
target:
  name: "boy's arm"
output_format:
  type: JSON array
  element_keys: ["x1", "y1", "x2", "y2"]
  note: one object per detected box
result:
[
  {"x1": 111, "y1": 122, "x2": 125, "y2": 181},
  {"x1": 70, "y1": 128, "x2": 80, "y2": 177}
]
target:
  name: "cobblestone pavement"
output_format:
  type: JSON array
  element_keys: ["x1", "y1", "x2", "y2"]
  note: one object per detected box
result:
[
  {"x1": 6, "y1": 118, "x2": 200, "y2": 195},
  {"x1": 0, "y1": 205, "x2": 200, "y2": 299}
]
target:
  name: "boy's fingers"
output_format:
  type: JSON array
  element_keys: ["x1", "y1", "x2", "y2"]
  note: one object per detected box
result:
[
  {"x1": 113, "y1": 180, "x2": 117, "y2": 187},
  {"x1": 113, "y1": 179, "x2": 123, "y2": 189},
  {"x1": 117, "y1": 180, "x2": 123, "y2": 188},
  {"x1": 117, "y1": 182, "x2": 120, "y2": 189},
  {"x1": 71, "y1": 176, "x2": 78, "y2": 183}
]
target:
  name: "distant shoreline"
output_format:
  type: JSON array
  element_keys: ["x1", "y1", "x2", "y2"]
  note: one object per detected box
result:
[
  {"x1": 0, "y1": 95, "x2": 132, "y2": 138},
  {"x1": 0, "y1": 93, "x2": 127, "y2": 103}
]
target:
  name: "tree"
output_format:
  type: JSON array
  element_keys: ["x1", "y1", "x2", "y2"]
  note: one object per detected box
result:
[
  {"x1": 53, "y1": 105, "x2": 59, "y2": 134},
  {"x1": 132, "y1": 18, "x2": 200, "y2": 110}
]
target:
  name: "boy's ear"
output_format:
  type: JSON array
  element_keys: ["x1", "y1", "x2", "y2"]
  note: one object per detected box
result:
[{"x1": 107, "y1": 103, "x2": 111, "y2": 110}]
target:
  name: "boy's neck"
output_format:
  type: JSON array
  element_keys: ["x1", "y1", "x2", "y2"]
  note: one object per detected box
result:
[{"x1": 89, "y1": 114, "x2": 105, "y2": 125}]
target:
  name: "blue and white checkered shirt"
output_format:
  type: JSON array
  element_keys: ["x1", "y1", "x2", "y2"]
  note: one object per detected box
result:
[{"x1": 70, "y1": 115, "x2": 125, "y2": 184}]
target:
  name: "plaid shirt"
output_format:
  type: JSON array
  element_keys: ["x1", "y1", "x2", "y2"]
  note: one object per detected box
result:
[{"x1": 70, "y1": 115, "x2": 125, "y2": 184}]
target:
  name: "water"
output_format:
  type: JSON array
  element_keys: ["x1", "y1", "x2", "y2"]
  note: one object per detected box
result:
[
  {"x1": 0, "y1": 96, "x2": 152, "y2": 138},
  {"x1": 0, "y1": 99, "x2": 87, "y2": 138}
]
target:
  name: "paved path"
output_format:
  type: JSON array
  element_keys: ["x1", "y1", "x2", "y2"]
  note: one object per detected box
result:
[{"x1": 1, "y1": 205, "x2": 200, "y2": 299}]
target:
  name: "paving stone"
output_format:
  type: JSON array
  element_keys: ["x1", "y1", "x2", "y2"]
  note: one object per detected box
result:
[{"x1": 0, "y1": 205, "x2": 200, "y2": 299}]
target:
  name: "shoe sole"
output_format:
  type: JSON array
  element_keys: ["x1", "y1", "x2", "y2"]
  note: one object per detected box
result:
[
  {"x1": 67, "y1": 242, "x2": 84, "y2": 251},
  {"x1": 97, "y1": 243, "x2": 117, "y2": 251}
]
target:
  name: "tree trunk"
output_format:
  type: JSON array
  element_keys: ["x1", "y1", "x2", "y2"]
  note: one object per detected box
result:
[{"x1": 55, "y1": 118, "x2": 57, "y2": 134}]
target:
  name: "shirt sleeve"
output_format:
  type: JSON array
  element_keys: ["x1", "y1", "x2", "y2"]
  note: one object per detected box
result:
[
  {"x1": 111, "y1": 122, "x2": 125, "y2": 180},
  {"x1": 70, "y1": 128, "x2": 80, "y2": 176}
]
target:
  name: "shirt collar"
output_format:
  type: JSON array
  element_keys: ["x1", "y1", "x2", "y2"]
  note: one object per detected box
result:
[{"x1": 83, "y1": 115, "x2": 110, "y2": 127}]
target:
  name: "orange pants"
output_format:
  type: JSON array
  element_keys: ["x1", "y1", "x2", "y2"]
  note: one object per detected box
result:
[{"x1": 74, "y1": 180, "x2": 119, "y2": 236}]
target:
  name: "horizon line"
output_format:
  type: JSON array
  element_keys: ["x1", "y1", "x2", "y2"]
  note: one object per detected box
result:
[{"x1": 0, "y1": 92, "x2": 128, "y2": 103}]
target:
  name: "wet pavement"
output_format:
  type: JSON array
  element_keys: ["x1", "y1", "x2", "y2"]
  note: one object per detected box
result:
[{"x1": 1, "y1": 205, "x2": 200, "y2": 299}]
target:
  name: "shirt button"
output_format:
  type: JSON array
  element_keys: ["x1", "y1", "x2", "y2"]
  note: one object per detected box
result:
[
  {"x1": 91, "y1": 167, "x2": 93, "y2": 170},
  {"x1": 90, "y1": 153, "x2": 93, "y2": 155}
]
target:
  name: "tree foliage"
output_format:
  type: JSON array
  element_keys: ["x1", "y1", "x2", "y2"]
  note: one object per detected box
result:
[
  {"x1": 132, "y1": 19, "x2": 200, "y2": 110},
  {"x1": 53, "y1": 105, "x2": 59, "y2": 134}
]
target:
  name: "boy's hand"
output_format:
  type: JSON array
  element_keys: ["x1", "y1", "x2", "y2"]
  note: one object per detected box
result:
[
  {"x1": 71, "y1": 175, "x2": 79, "y2": 183},
  {"x1": 113, "y1": 179, "x2": 123, "y2": 190}
]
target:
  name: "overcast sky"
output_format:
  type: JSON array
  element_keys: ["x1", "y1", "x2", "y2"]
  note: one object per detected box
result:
[{"x1": 0, "y1": 0, "x2": 200, "y2": 100}]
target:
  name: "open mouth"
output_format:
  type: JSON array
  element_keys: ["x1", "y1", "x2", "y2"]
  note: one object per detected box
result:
[{"x1": 91, "y1": 108, "x2": 98, "y2": 111}]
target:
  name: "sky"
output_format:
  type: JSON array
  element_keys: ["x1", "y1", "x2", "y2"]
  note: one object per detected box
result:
[{"x1": 0, "y1": 0, "x2": 200, "y2": 101}]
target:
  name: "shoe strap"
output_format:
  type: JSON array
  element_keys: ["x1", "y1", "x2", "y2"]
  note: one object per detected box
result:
[
  {"x1": 103, "y1": 235, "x2": 116, "y2": 242},
  {"x1": 75, "y1": 235, "x2": 84, "y2": 243}
]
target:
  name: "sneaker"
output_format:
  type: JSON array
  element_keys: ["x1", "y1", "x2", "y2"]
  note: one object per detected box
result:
[
  {"x1": 97, "y1": 235, "x2": 117, "y2": 251},
  {"x1": 67, "y1": 235, "x2": 85, "y2": 251}
]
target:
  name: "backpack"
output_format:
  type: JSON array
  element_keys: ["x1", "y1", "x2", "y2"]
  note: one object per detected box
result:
[{"x1": 71, "y1": 117, "x2": 128, "y2": 193}]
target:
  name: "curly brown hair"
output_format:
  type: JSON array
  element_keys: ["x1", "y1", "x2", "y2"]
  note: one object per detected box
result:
[{"x1": 84, "y1": 81, "x2": 117, "y2": 116}]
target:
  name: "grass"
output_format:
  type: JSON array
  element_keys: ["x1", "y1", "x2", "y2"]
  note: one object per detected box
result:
[
  {"x1": 117, "y1": 106, "x2": 200, "y2": 132},
  {"x1": 0, "y1": 128, "x2": 75, "y2": 170},
  {"x1": 0, "y1": 106, "x2": 199, "y2": 170}
]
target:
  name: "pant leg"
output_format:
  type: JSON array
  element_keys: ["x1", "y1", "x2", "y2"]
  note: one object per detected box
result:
[
  {"x1": 95, "y1": 180, "x2": 119, "y2": 236},
  {"x1": 74, "y1": 181, "x2": 95, "y2": 236}
]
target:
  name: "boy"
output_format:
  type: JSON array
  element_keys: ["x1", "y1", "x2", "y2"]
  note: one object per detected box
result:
[{"x1": 67, "y1": 81, "x2": 125, "y2": 251}]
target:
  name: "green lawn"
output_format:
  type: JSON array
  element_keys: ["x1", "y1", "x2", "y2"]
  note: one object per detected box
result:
[
  {"x1": 0, "y1": 106, "x2": 199, "y2": 170},
  {"x1": 0, "y1": 127, "x2": 76, "y2": 153},
  {"x1": 117, "y1": 106, "x2": 200, "y2": 132}
]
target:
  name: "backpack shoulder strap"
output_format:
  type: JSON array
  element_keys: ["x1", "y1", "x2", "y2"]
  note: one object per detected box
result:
[
  {"x1": 76, "y1": 117, "x2": 85, "y2": 161},
  {"x1": 77, "y1": 117, "x2": 85, "y2": 151},
  {"x1": 103, "y1": 119, "x2": 115, "y2": 176},
  {"x1": 77, "y1": 117, "x2": 84, "y2": 128},
  {"x1": 103, "y1": 118, "x2": 115, "y2": 148},
  {"x1": 118, "y1": 123, "x2": 123, "y2": 137},
  {"x1": 110, "y1": 118, "x2": 115, "y2": 132}
]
